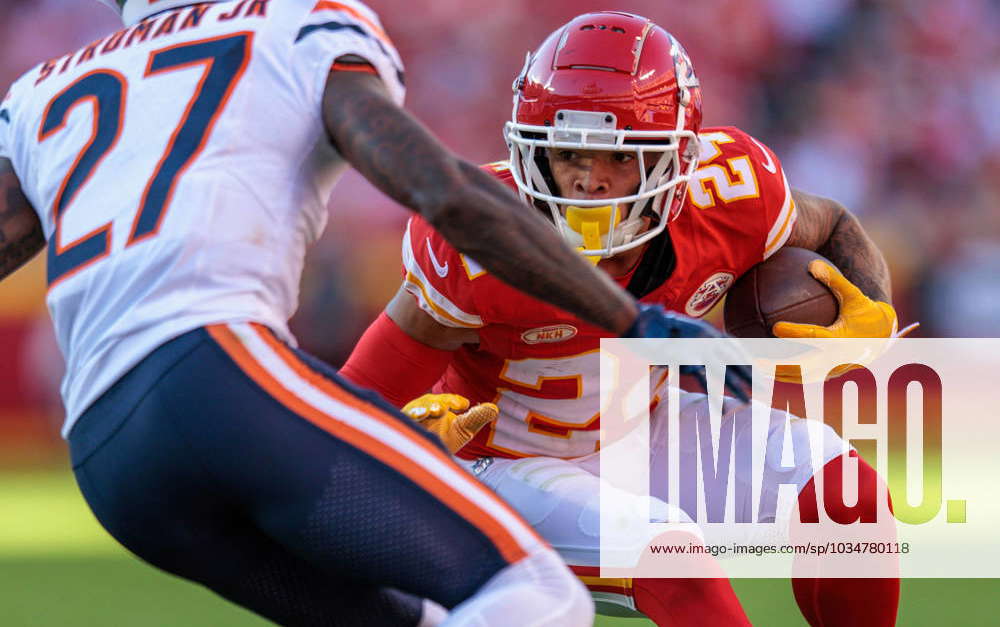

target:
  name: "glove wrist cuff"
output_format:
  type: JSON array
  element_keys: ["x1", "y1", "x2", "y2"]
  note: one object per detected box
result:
[{"x1": 623, "y1": 303, "x2": 669, "y2": 338}]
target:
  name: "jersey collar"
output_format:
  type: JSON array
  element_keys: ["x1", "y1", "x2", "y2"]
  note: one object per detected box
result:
[{"x1": 118, "y1": 1, "x2": 226, "y2": 27}]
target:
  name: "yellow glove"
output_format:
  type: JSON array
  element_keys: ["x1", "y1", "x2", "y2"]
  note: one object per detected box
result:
[
  {"x1": 772, "y1": 260, "x2": 897, "y2": 339},
  {"x1": 402, "y1": 393, "x2": 498, "y2": 454}
]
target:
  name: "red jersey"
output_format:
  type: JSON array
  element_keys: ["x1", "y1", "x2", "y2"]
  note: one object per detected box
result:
[{"x1": 401, "y1": 127, "x2": 796, "y2": 460}]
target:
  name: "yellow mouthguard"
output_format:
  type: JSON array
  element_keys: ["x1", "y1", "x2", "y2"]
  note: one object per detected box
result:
[{"x1": 566, "y1": 205, "x2": 620, "y2": 265}]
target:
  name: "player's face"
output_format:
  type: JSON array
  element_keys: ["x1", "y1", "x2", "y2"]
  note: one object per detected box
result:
[{"x1": 547, "y1": 148, "x2": 644, "y2": 218}]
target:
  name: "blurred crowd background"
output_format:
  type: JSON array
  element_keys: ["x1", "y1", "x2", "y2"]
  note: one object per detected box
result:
[{"x1": 1, "y1": 0, "x2": 999, "y2": 464}]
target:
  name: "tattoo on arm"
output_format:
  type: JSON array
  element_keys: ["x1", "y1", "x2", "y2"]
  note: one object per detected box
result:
[
  {"x1": 321, "y1": 71, "x2": 455, "y2": 212},
  {"x1": 0, "y1": 158, "x2": 44, "y2": 281},
  {"x1": 816, "y1": 211, "x2": 891, "y2": 303},
  {"x1": 320, "y1": 70, "x2": 638, "y2": 333},
  {"x1": 786, "y1": 189, "x2": 891, "y2": 303},
  {"x1": 785, "y1": 189, "x2": 840, "y2": 251}
]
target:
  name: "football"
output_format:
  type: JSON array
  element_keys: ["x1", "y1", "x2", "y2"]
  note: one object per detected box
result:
[{"x1": 724, "y1": 247, "x2": 839, "y2": 337}]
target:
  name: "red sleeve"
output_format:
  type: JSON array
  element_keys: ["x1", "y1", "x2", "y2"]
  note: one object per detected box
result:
[
  {"x1": 740, "y1": 131, "x2": 796, "y2": 260},
  {"x1": 399, "y1": 163, "x2": 538, "y2": 328},
  {"x1": 401, "y1": 215, "x2": 489, "y2": 328},
  {"x1": 340, "y1": 312, "x2": 454, "y2": 408}
]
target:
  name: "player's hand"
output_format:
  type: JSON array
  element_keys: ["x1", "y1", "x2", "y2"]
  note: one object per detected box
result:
[
  {"x1": 772, "y1": 261, "x2": 897, "y2": 339},
  {"x1": 623, "y1": 304, "x2": 751, "y2": 403},
  {"x1": 402, "y1": 394, "x2": 498, "y2": 454}
]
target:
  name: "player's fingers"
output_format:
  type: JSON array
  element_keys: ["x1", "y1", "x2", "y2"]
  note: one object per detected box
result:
[
  {"x1": 425, "y1": 394, "x2": 471, "y2": 415},
  {"x1": 772, "y1": 321, "x2": 817, "y2": 338},
  {"x1": 403, "y1": 393, "x2": 445, "y2": 419},
  {"x1": 772, "y1": 321, "x2": 833, "y2": 338},
  {"x1": 441, "y1": 393, "x2": 471, "y2": 412},
  {"x1": 828, "y1": 363, "x2": 862, "y2": 379},
  {"x1": 403, "y1": 405, "x2": 431, "y2": 420},
  {"x1": 418, "y1": 415, "x2": 451, "y2": 440},
  {"x1": 775, "y1": 367, "x2": 804, "y2": 384},
  {"x1": 808, "y1": 260, "x2": 864, "y2": 304},
  {"x1": 455, "y1": 403, "x2": 499, "y2": 437}
]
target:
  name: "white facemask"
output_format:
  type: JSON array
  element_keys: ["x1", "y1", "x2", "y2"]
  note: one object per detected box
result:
[{"x1": 505, "y1": 110, "x2": 699, "y2": 260}]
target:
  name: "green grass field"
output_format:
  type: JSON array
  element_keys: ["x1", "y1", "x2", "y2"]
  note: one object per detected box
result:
[{"x1": 0, "y1": 468, "x2": 994, "y2": 626}]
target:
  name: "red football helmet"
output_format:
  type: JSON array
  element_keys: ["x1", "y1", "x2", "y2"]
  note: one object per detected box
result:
[{"x1": 505, "y1": 12, "x2": 703, "y2": 258}]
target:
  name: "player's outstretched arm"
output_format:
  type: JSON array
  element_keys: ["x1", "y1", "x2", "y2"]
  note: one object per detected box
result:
[
  {"x1": 786, "y1": 189, "x2": 891, "y2": 303},
  {"x1": 320, "y1": 69, "x2": 638, "y2": 334},
  {"x1": 0, "y1": 157, "x2": 44, "y2": 282}
]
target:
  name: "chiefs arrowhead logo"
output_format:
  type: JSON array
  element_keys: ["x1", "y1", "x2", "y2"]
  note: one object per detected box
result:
[
  {"x1": 685, "y1": 272, "x2": 735, "y2": 317},
  {"x1": 521, "y1": 324, "x2": 578, "y2": 344}
]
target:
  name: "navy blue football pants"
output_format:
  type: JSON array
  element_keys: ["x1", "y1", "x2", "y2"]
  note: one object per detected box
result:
[{"x1": 68, "y1": 324, "x2": 526, "y2": 626}]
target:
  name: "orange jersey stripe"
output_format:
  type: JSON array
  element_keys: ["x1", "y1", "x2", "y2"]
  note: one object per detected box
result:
[
  {"x1": 330, "y1": 61, "x2": 377, "y2": 74},
  {"x1": 311, "y1": 1, "x2": 393, "y2": 47},
  {"x1": 208, "y1": 324, "x2": 534, "y2": 564},
  {"x1": 254, "y1": 325, "x2": 540, "y2": 546},
  {"x1": 251, "y1": 324, "x2": 535, "y2": 543}
]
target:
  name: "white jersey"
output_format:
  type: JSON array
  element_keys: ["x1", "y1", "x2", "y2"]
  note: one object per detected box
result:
[{"x1": 0, "y1": 0, "x2": 404, "y2": 435}]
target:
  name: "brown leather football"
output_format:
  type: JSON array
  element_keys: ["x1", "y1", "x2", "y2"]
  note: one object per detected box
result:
[{"x1": 724, "y1": 247, "x2": 839, "y2": 338}]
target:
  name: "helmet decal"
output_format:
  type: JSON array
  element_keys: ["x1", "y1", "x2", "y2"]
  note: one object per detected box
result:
[{"x1": 669, "y1": 35, "x2": 700, "y2": 107}]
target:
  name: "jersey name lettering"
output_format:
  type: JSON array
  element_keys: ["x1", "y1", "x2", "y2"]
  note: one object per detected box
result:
[{"x1": 36, "y1": 2, "x2": 269, "y2": 87}]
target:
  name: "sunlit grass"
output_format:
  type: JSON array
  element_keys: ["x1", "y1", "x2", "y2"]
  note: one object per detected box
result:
[{"x1": 0, "y1": 468, "x2": 119, "y2": 557}]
